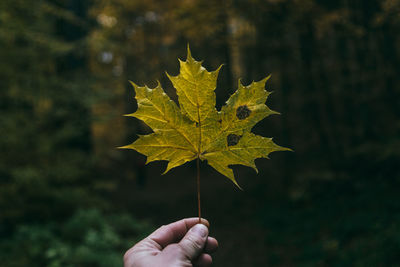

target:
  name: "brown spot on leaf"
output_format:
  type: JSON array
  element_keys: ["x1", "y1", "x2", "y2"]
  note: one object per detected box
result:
[
  {"x1": 236, "y1": 105, "x2": 251, "y2": 120},
  {"x1": 227, "y1": 134, "x2": 241, "y2": 146}
]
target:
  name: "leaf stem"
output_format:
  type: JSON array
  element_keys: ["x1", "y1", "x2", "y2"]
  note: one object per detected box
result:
[
  {"x1": 196, "y1": 156, "x2": 201, "y2": 223},
  {"x1": 196, "y1": 98, "x2": 202, "y2": 223}
]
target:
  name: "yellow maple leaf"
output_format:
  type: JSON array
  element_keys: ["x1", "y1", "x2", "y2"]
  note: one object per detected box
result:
[{"x1": 120, "y1": 47, "x2": 291, "y2": 188}]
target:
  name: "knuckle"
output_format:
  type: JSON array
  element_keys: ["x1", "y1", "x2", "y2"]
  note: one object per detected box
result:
[
  {"x1": 123, "y1": 248, "x2": 132, "y2": 262},
  {"x1": 187, "y1": 235, "x2": 204, "y2": 250},
  {"x1": 170, "y1": 244, "x2": 184, "y2": 254},
  {"x1": 123, "y1": 244, "x2": 139, "y2": 262},
  {"x1": 167, "y1": 244, "x2": 187, "y2": 258}
]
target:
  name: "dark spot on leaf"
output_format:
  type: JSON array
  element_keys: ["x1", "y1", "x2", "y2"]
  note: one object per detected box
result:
[
  {"x1": 227, "y1": 134, "x2": 241, "y2": 146},
  {"x1": 236, "y1": 105, "x2": 251, "y2": 120}
]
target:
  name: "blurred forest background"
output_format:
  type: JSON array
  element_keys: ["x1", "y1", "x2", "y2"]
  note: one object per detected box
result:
[{"x1": 1, "y1": 0, "x2": 399, "y2": 266}]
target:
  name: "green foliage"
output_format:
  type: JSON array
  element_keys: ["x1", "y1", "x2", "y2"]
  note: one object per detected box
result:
[
  {"x1": 0, "y1": 209, "x2": 153, "y2": 267},
  {"x1": 0, "y1": 0, "x2": 103, "y2": 225}
]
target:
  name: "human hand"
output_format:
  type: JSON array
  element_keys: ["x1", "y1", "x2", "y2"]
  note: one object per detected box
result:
[{"x1": 124, "y1": 218, "x2": 218, "y2": 267}]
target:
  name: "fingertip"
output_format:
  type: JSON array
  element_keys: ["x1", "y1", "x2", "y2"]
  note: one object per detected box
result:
[
  {"x1": 183, "y1": 218, "x2": 210, "y2": 230},
  {"x1": 194, "y1": 253, "x2": 212, "y2": 267},
  {"x1": 199, "y1": 218, "x2": 210, "y2": 228},
  {"x1": 205, "y1": 236, "x2": 218, "y2": 253},
  {"x1": 178, "y1": 225, "x2": 209, "y2": 260},
  {"x1": 190, "y1": 224, "x2": 209, "y2": 238}
]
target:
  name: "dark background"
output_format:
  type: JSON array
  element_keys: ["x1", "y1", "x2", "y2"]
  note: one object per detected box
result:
[{"x1": 1, "y1": 0, "x2": 399, "y2": 266}]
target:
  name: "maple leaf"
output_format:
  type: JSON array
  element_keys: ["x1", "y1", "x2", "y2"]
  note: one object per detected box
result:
[{"x1": 120, "y1": 47, "x2": 291, "y2": 188}]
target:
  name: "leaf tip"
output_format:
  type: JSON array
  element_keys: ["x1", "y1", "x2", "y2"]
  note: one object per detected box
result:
[
  {"x1": 233, "y1": 179, "x2": 244, "y2": 191},
  {"x1": 254, "y1": 166, "x2": 259, "y2": 174},
  {"x1": 165, "y1": 71, "x2": 175, "y2": 80},
  {"x1": 117, "y1": 144, "x2": 132, "y2": 149},
  {"x1": 270, "y1": 109, "x2": 281, "y2": 116},
  {"x1": 238, "y1": 78, "x2": 244, "y2": 87},
  {"x1": 129, "y1": 80, "x2": 139, "y2": 88},
  {"x1": 123, "y1": 113, "x2": 136, "y2": 117},
  {"x1": 227, "y1": 172, "x2": 243, "y2": 190},
  {"x1": 186, "y1": 43, "x2": 193, "y2": 61},
  {"x1": 215, "y1": 64, "x2": 224, "y2": 73},
  {"x1": 253, "y1": 75, "x2": 271, "y2": 88},
  {"x1": 284, "y1": 147, "x2": 294, "y2": 152}
]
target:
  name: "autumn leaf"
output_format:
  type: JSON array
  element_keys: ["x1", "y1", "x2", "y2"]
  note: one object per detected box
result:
[{"x1": 120, "y1": 47, "x2": 291, "y2": 188}]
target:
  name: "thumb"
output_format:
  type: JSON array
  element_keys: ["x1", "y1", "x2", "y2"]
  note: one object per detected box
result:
[{"x1": 178, "y1": 224, "x2": 209, "y2": 260}]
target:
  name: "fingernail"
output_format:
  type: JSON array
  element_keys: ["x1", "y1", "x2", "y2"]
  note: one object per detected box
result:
[{"x1": 191, "y1": 224, "x2": 208, "y2": 237}]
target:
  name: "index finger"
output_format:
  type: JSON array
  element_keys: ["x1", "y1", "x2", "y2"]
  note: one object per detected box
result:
[{"x1": 149, "y1": 218, "x2": 209, "y2": 249}]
